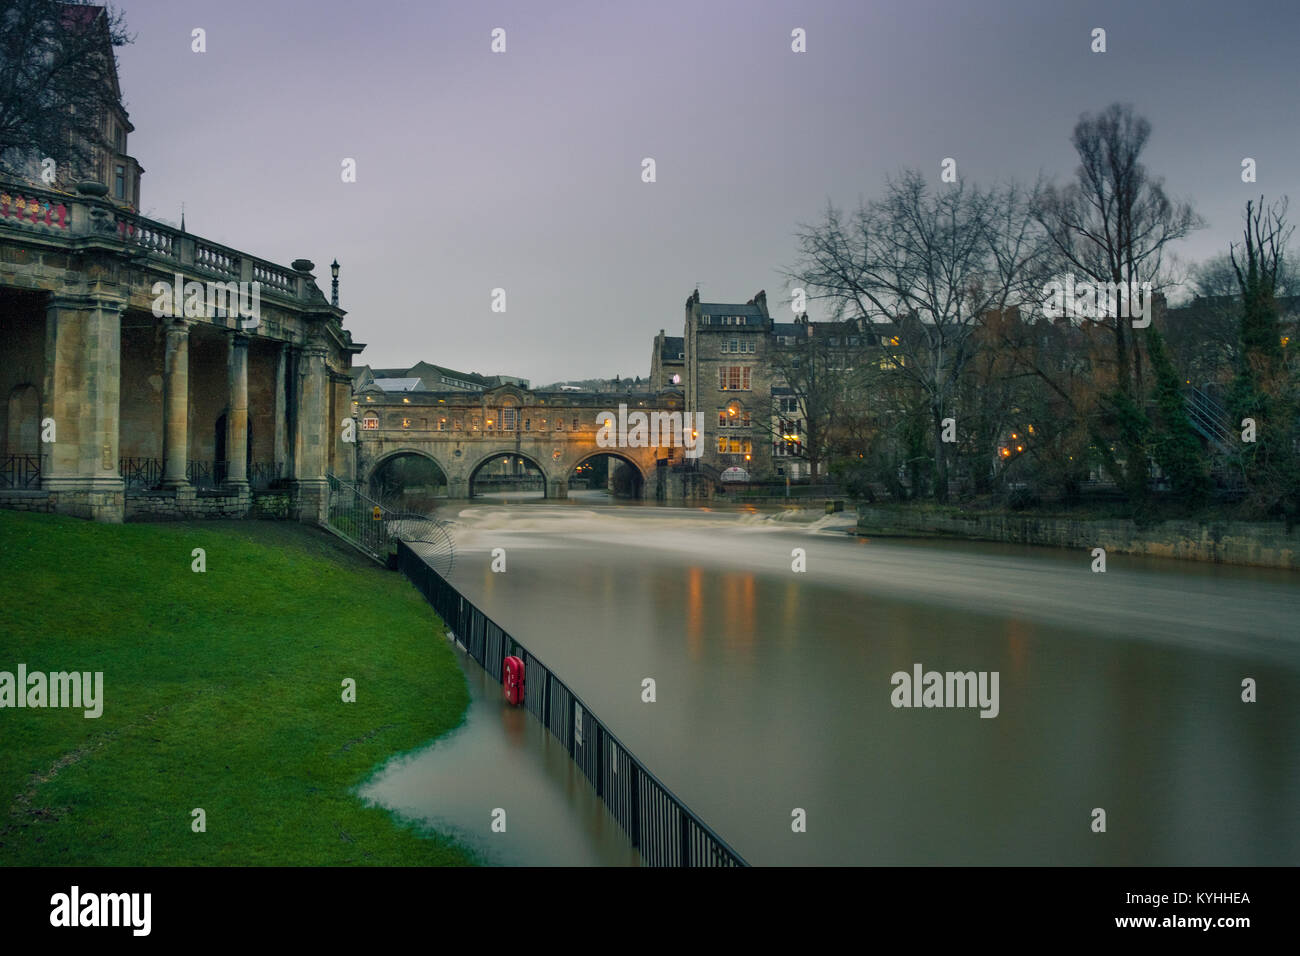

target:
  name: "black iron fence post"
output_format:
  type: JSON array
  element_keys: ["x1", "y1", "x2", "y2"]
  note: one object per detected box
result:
[
  {"x1": 629, "y1": 764, "x2": 640, "y2": 850},
  {"x1": 680, "y1": 807, "x2": 690, "y2": 867}
]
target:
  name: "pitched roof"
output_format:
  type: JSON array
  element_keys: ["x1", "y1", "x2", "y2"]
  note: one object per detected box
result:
[{"x1": 372, "y1": 377, "x2": 423, "y2": 391}]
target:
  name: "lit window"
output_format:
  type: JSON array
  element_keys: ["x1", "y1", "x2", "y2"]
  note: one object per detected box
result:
[
  {"x1": 502, "y1": 407, "x2": 516, "y2": 431},
  {"x1": 401, "y1": 418, "x2": 411, "y2": 428},
  {"x1": 437, "y1": 418, "x2": 448, "y2": 431},
  {"x1": 361, "y1": 415, "x2": 379, "y2": 430},
  {"x1": 717, "y1": 366, "x2": 751, "y2": 390}
]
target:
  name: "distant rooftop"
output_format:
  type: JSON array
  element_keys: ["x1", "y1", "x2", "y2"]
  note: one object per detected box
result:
[
  {"x1": 372, "y1": 377, "x2": 423, "y2": 392},
  {"x1": 660, "y1": 336, "x2": 685, "y2": 360},
  {"x1": 698, "y1": 302, "x2": 764, "y2": 316}
]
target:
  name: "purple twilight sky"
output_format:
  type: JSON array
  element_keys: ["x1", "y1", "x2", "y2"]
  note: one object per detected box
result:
[{"x1": 114, "y1": 0, "x2": 1300, "y2": 385}]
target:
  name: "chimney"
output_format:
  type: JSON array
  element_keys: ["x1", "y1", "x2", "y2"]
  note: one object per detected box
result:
[{"x1": 754, "y1": 289, "x2": 768, "y2": 317}]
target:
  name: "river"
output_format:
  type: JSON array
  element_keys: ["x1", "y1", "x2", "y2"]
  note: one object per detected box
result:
[{"x1": 362, "y1": 497, "x2": 1300, "y2": 865}]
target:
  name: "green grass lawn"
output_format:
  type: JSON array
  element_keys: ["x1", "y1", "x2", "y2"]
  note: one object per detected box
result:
[{"x1": 0, "y1": 510, "x2": 476, "y2": 865}]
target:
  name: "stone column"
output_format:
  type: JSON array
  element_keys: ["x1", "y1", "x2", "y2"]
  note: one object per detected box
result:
[
  {"x1": 291, "y1": 342, "x2": 329, "y2": 521},
  {"x1": 225, "y1": 333, "x2": 250, "y2": 489},
  {"x1": 42, "y1": 291, "x2": 126, "y2": 521},
  {"x1": 273, "y1": 343, "x2": 288, "y2": 478},
  {"x1": 162, "y1": 319, "x2": 191, "y2": 488}
]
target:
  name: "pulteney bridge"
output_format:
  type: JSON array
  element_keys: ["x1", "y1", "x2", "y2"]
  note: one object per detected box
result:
[{"x1": 353, "y1": 384, "x2": 706, "y2": 500}]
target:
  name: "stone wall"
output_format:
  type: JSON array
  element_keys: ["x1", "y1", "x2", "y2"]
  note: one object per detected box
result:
[
  {"x1": 0, "y1": 489, "x2": 123, "y2": 521},
  {"x1": 855, "y1": 507, "x2": 1300, "y2": 570},
  {"x1": 125, "y1": 487, "x2": 252, "y2": 521},
  {"x1": 5, "y1": 487, "x2": 301, "y2": 522},
  {"x1": 0, "y1": 489, "x2": 53, "y2": 513},
  {"x1": 249, "y1": 492, "x2": 291, "y2": 519}
]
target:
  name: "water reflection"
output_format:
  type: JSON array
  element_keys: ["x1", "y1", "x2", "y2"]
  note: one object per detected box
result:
[
  {"x1": 379, "y1": 503, "x2": 1300, "y2": 865},
  {"x1": 360, "y1": 647, "x2": 641, "y2": 867}
]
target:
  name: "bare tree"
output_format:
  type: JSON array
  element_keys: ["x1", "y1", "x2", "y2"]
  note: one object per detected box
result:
[
  {"x1": 0, "y1": 0, "x2": 131, "y2": 179},
  {"x1": 790, "y1": 171, "x2": 1040, "y2": 501},
  {"x1": 1035, "y1": 103, "x2": 1202, "y2": 502},
  {"x1": 1231, "y1": 196, "x2": 1293, "y2": 364},
  {"x1": 1228, "y1": 196, "x2": 1298, "y2": 521}
]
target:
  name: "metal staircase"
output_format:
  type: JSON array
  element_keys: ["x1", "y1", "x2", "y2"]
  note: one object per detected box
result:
[{"x1": 1182, "y1": 385, "x2": 1235, "y2": 455}]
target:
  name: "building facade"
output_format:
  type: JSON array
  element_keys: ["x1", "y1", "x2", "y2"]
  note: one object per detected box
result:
[{"x1": 0, "y1": 9, "x2": 359, "y2": 524}]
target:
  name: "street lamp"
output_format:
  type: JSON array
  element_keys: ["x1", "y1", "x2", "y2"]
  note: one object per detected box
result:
[{"x1": 330, "y1": 259, "x2": 340, "y2": 307}]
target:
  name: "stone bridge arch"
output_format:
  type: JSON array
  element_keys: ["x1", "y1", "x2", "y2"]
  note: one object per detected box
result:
[
  {"x1": 351, "y1": 387, "x2": 688, "y2": 501},
  {"x1": 567, "y1": 449, "x2": 653, "y2": 499},
  {"x1": 362, "y1": 446, "x2": 452, "y2": 504},
  {"x1": 466, "y1": 448, "x2": 551, "y2": 499}
]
